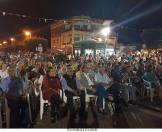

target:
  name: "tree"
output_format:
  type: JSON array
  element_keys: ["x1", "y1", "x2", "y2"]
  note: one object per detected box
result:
[{"x1": 24, "y1": 37, "x2": 49, "y2": 52}]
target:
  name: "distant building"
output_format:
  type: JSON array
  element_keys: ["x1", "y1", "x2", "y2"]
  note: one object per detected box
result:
[{"x1": 50, "y1": 16, "x2": 117, "y2": 55}]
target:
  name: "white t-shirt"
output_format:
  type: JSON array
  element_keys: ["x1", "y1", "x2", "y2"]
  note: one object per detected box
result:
[
  {"x1": 94, "y1": 72, "x2": 112, "y2": 89},
  {"x1": 95, "y1": 73, "x2": 111, "y2": 84},
  {"x1": 84, "y1": 73, "x2": 94, "y2": 86},
  {"x1": 0, "y1": 70, "x2": 9, "y2": 79}
]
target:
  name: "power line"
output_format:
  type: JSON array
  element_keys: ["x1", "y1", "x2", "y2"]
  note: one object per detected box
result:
[{"x1": 0, "y1": 10, "x2": 57, "y2": 23}]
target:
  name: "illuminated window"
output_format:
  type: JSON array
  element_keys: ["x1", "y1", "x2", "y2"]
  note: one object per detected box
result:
[{"x1": 85, "y1": 49, "x2": 94, "y2": 56}]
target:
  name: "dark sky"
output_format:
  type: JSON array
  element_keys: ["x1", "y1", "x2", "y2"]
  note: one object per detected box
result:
[{"x1": 1, "y1": 0, "x2": 162, "y2": 42}]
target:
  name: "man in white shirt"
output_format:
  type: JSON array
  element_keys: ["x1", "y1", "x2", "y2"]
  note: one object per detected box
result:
[
  {"x1": 94, "y1": 67, "x2": 113, "y2": 113},
  {"x1": 95, "y1": 67, "x2": 112, "y2": 89},
  {"x1": 76, "y1": 64, "x2": 96, "y2": 116}
]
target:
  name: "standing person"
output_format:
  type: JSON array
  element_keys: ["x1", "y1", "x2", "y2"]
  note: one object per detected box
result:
[
  {"x1": 42, "y1": 67, "x2": 64, "y2": 122},
  {"x1": 0, "y1": 65, "x2": 28, "y2": 128}
]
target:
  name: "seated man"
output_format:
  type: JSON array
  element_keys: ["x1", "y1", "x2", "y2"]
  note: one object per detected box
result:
[
  {"x1": 87, "y1": 63, "x2": 97, "y2": 83},
  {"x1": 60, "y1": 66, "x2": 81, "y2": 120},
  {"x1": 143, "y1": 65, "x2": 162, "y2": 98},
  {"x1": 76, "y1": 64, "x2": 96, "y2": 115},
  {"x1": 122, "y1": 66, "x2": 137, "y2": 102},
  {"x1": 94, "y1": 67, "x2": 113, "y2": 113}
]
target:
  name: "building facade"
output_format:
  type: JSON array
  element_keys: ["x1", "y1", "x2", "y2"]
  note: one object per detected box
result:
[{"x1": 51, "y1": 16, "x2": 116, "y2": 55}]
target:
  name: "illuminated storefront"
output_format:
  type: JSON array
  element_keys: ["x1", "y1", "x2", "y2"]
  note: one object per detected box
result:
[{"x1": 73, "y1": 40, "x2": 114, "y2": 56}]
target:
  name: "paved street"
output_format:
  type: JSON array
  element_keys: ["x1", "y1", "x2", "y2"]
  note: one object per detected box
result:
[{"x1": 34, "y1": 102, "x2": 162, "y2": 128}]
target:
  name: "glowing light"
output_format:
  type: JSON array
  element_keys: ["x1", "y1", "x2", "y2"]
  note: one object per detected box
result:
[
  {"x1": 10, "y1": 38, "x2": 15, "y2": 41},
  {"x1": 24, "y1": 31, "x2": 31, "y2": 36},
  {"x1": 113, "y1": 2, "x2": 162, "y2": 29},
  {"x1": 101, "y1": 27, "x2": 111, "y2": 36},
  {"x1": 98, "y1": 38, "x2": 102, "y2": 42},
  {"x1": 3, "y1": 41, "x2": 7, "y2": 44},
  {"x1": 24, "y1": 31, "x2": 31, "y2": 38},
  {"x1": 0, "y1": 43, "x2": 2, "y2": 46}
]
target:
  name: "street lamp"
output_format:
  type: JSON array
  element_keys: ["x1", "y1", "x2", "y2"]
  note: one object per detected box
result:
[
  {"x1": 101, "y1": 27, "x2": 111, "y2": 36},
  {"x1": 24, "y1": 31, "x2": 31, "y2": 39},
  {"x1": 3, "y1": 41, "x2": 7, "y2": 44},
  {"x1": 10, "y1": 38, "x2": 15, "y2": 42}
]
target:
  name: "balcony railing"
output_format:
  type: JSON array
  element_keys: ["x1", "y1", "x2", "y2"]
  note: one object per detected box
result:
[{"x1": 62, "y1": 27, "x2": 94, "y2": 32}]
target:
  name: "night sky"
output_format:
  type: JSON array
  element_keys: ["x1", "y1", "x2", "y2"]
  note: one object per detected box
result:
[{"x1": 1, "y1": 0, "x2": 162, "y2": 43}]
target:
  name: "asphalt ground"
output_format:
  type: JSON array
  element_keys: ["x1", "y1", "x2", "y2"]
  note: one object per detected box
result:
[{"x1": 34, "y1": 101, "x2": 162, "y2": 128}]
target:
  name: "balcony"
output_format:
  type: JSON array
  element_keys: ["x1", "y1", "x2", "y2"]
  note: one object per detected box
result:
[{"x1": 62, "y1": 27, "x2": 93, "y2": 33}]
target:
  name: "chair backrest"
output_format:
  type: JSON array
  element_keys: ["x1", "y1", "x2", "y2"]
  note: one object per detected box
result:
[
  {"x1": 38, "y1": 75, "x2": 44, "y2": 90},
  {"x1": 143, "y1": 79, "x2": 151, "y2": 89},
  {"x1": 125, "y1": 78, "x2": 132, "y2": 87},
  {"x1": 33, "y1": 75, "x2": 44, "y2": 96},
  {"x1": 38, "y1": 75, "x2": 45, "y2": 101},
  {"x1": 84, "y1": 87, "x2": 96, "y2": 97}
]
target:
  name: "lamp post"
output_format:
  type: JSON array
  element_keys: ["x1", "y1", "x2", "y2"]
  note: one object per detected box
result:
[{"x1": 3, "y1": 41, "x2": 7, "y2": 45}]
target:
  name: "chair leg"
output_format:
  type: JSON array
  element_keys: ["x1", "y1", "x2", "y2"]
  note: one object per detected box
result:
[
  {"x1": 95, "y1": 97, "x2": 97, "y2": 105},
  {"x1": 85, "y1": 96, "x2": 89, "y2": 110},
  {"x1": 108, "y1": 102, "x2": 114, "y2": 116},
  {"x1": 150, "y1": 89, "x2": 154, "y2": 102},
  {"x1": 103, "y1": 98, "x2": 105, "y2": 109},
  {"x1": 63, "y1": 93, "x2": 67, "y2": 103},
  {"x1": 40, "y1": 102, "x2": 43, "y2": 120},
  {"x1": 27, "y1": 95, "x2": 32, "y2": 122}
]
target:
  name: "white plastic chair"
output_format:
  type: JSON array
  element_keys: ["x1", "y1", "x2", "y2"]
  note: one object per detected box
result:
[
  {"x1": 85, "y1": 88, "x2": 97, "y2": 109},
  {"x1": 143, "y1": 79, "x2": 154, "y2": 102},
  {"x1": 40, "y1": 90, "x2": 49, "y2": 120},
  {"x1": 38, "y1": 75, "x2": 50, "y2": 120},
  {"x1": 95, "y1": 97, "x2": 106, "y2": 110},
  {"x1": 107, "y1": 101, "x2": 115, "y2": 116},
  {"x1": 33, "y1": 79, "x2": 40, "y2": 97},
  {"x1": 60, "y1": 89, "x2": 80, "y2": 104},
  {"x1": 124, "y1": 79, "x2": 132, "y2": 102}
]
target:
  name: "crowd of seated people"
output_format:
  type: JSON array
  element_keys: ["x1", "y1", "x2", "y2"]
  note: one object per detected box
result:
[{"x1": 0, "y1": 51, "x2": 162, "y2": 128}]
